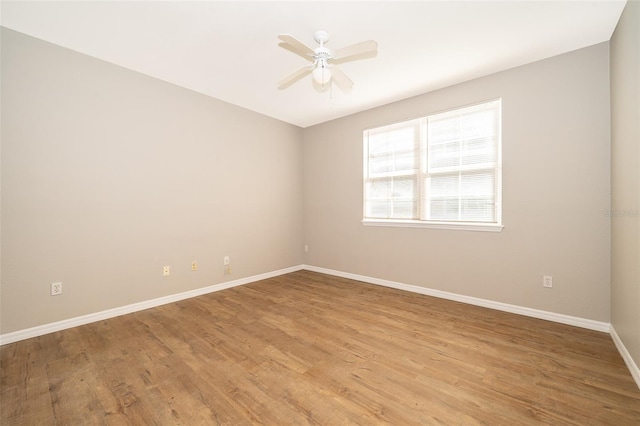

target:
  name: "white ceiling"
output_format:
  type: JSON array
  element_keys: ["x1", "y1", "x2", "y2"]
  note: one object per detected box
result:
[{"x1": 1, "y1": 1, "x2": 627, "y2": 128}]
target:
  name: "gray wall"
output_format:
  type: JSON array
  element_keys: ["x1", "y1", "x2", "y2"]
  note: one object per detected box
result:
[
  {"x1": 611, "y1": 0, "x2": 640, "y2": 373},
  {"x1": 1, "y1": 28, "x2": 304, "y2": 333},
  {"x1": 303, "y1": 43, "x2": 611, "y2": 322}
]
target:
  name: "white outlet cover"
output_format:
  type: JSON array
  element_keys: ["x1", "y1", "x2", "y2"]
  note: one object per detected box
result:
[{"x1": 51, "y1": 282, "x2": 63, "y2": 295}]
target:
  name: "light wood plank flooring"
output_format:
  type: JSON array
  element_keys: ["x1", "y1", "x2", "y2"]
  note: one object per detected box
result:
[{"x1": 2, "y1": 270, "x2": 639, "y2": 425}]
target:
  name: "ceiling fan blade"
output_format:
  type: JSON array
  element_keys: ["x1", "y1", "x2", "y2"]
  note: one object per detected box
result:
[
  {"x1": 332, "y1": 40, "x2": 378, "y2": 62},
  {"x1": 330, "y1": 66, "x2": 354, "y2": 92},
  {"x1": 278, "y1": 65, "x2": 313, "y2": 89},
  {"x1": 278, "y1": 34, "x2": 315, "y2": 62}
]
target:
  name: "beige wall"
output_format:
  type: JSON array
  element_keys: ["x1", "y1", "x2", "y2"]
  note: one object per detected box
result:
[
  {"x1": 1, "y1": 28, "x2": 304, "y2": 333},
  {"x1": 611, "y1": 0, "x2": 640, "y2": 370},
  {"x1": 303, "y1": 43, "x2": 611, "y2": 322}
]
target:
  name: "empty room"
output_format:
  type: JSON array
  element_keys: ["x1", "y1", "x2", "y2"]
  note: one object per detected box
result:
[{"x1": 1, "y1": 1, "x2": 639, "y2": 424}]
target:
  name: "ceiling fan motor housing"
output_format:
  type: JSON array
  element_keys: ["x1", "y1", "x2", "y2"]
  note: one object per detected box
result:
[{"x1": 314, "y1": 47, "x2": 331, "y2": 64}]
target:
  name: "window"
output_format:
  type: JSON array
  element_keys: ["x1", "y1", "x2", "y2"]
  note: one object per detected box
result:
[{"x1": 363, "y1": 99, "x2": 502, "y2": 231}]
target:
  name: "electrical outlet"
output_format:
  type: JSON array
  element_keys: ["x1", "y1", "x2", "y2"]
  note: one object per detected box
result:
[
  {"x1": 191, "y1": 261, "x2": 198, "y2": 272},
  {"x1": 51, "y1": 282, "x2": 62, "y2": 296},
  {"x1": 304, "y1": 245, "x2": 309, "y2": 252},
  {"x1": 223, "y1": 256, "x2": 231, "y2": 275},
  {"x1": 163, "y1": 265, "x2": 170, "y2": 276},
  {"x1": 543, "y1": 275, "x2": 553, "y2": 288}
]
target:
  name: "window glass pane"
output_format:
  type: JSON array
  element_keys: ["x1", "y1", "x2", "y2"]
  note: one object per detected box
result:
[
  {"x1": 428, "y1": 174, "x2": 458, "y2": 197},
  {"x1": 428, "y1": 116, "x2": 458, "y2": 144},
  {"x1": 392, "y1": 178, "x2": 414, "y2": 198},
  {"x1": 425, "y1": 172, "x2": 495, "y2": 221},
  {"x1": 461, "y1": 137, "x2": 494, "y2": 166},
  {"x1": 460, "y1": 109, "x2": 495, "y2": 140},
  {"x1": 367, "y1": 124, "x2": 418, "y2": 177},
  {"x1": 366, "y1": 179, "x2": 390, "y2": 200},
  {"x1": 366, "y1": 201, "x2": 391, "y2": 218},
  {"x1": 460, "y1": 169, "x2": 495, "y2": 222},
  {"x1": 369, "y1": 152, "x2": 416, "y2": 175},
  {"x1": 393, "y1": 151, "x2": 417, "y2": 172},
  {"x1": 369, "y1": 156, "x2": 392, "y2": 175},
  {"x1": 390, "y1": 127, "x2": 416, "y2": 152},
  {"x1": 368, "y1": 127, "x2": 415, "y2": 154},
  {"x1": 392, "y1": 201, "x2": 416, "y2": 219},
  {"x1": 365, "y1": 177, "x2": 417, "y2": 219},
  {"x1": 429, "y1": 197, "x2": 459, "y2": 220},
  {"x1": 429, "y1": 140, "x2": 460, "y2": 170},
  {"x1": 461, "y1": 197, "x2": 495, "y2": 222},
  {"x1": 460, "y1": 171, "x2": 493, "y2": 196}
]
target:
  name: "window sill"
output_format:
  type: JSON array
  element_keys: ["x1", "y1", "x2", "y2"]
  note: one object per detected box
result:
[{"x1": 362, "y1": 219, "x2": 504, "y2": 232}]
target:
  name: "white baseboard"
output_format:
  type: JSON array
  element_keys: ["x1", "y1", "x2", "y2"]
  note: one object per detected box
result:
[
  {"x1": 3, "y1": 263, "x2": 608, "y2": 346},
  {"x1": 0, "y1": 265, "x2": 304, "y2": 346},
  {"x1": 610, "y1": 325, "x2": 640, "y2": 389},
  {"x1": 302, "y1": 265, "x2": 611, "y2": 333}
]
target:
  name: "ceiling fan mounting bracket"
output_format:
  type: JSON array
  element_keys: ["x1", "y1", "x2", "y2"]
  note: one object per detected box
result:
[{"x1": 313, "y1": 30, "x2": 330, "y2": 46}]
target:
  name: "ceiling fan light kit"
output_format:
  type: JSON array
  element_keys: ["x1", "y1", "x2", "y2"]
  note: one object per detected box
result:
[
  {"x1": 277, "y1": 30, "x2": 378, "y2": 93},
  {"x1": 312, "y1": 62, "x2": 331, "y2": 85}
]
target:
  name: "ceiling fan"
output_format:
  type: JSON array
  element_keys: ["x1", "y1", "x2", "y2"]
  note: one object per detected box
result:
[{"x1": 277, "y1": 30, "x2": 378, "y2": 92}]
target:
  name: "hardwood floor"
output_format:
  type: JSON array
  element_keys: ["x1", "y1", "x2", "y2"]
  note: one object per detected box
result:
[{"x1": 1, "y1": 270, "x2": 639, "y2": 425}]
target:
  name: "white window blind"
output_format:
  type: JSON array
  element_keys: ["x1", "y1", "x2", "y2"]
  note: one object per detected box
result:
[{"x1": 363, "y1": 99, "x2": 502, "y2": 231}]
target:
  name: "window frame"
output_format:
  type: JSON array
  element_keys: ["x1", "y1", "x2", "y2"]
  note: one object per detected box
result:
[{"x1": 362, "y1": 99, "x2": 503, "y2": 232}]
